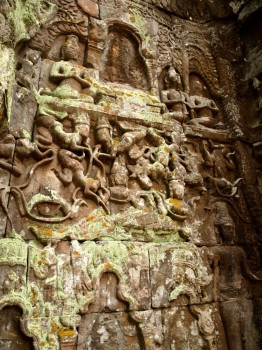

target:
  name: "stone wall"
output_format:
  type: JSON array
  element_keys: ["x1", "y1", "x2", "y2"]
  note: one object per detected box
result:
[{"x1": 0, "y1": 0, "x2": 261, "y2": 349}]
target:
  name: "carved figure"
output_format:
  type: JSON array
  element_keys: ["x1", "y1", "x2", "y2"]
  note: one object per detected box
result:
[
  {"x1": 15, "y1": 48, "x2": 41, "y2": 89},
  {"x1": 112, "y1": 129, "x2": 146, "y2": 157},
  {"x1": 212, "y1": 246, "x2": 261, "y2": 349},
  {"x1": 187, "y1": 75, "x2": 219, "y2": 128},
  {"x1": 253, "y1": 75, "x2": 262, "y2": 113},
  {"x1": 54, "y1": 148, "x2": 109, "y2": 212},
  {"x1": 213, "y1": 201, "x2": 236, "y2": 244},
  {"x1": 161, "y1": 67, "x2": 188, "y2": 122},
  {"x1": 200, "y1": 140, "x2": 235, "y2": 171},
  {"x1": 36, "y1": 111, "x2": 90, "y2": 151},
  {"x1": 205, "y1": 174, "x2": 242, "y2": 198},
  {"x1": 128, "y1": 156, "x2": 153, "y2": 190},
  {"x1": 212, "y1": 246, "x2": 260, "y2": 301},
  {"x1": 109, "y1": 156, "x2": 130, "y2": 203},
  {"x1": 95, "y1": 116, "x2": 112, "y2": 153}
]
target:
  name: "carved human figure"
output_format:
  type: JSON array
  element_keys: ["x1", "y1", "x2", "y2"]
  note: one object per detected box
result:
[
  {"x1": 180, "y1": 144, "x2": 206, "y2": 190},
  {"x1": 187, "y1": 75, "x2": 219, "y2": 128},
  {"x1": 253, "y1": 75, "x2": 262, "y2": 114},
  {"x1": 15, "y1": 48, "x2": 41, "y2": 89},
  {"x1": 213, "y1": 201, "x2": 236, "y2": 244},
  {"x1": 15, "y1": 134, "x2": 51, "y2": 161},
  {"x1": 160, "y1": 66, "x2": 188, "y2": 122},
  {"x1": 54, "y1": 148, "x2": 109, "y2": 211},
  {"x1": 61, "y1": 34, "x2": 80, "y2": 63},
  {"x1": 166, "y1": 179, "x2": 189, "y2": 220},
  {"x1": 205, "y1": 173, "x2": 242, "y2": 198},
  {"x1": 146, "y1": 128, "x2": 170, "y2": 182},
  {"x1": 109, "y1": 156, "x2": 130, "y2": 203},
  {"x1": 95, "y1": 116, "x2": 112, "y2": 153},
  {"x1": 128, "y1": 155, "x2": 153, "y2": 191},
  {"x1": 200, "y1": 140, "x2": 235, "y2": 171},
  {"x1": 165, "y1": 149, "x2": 188, "y2": 218},
  {"x1": 57, "y1": 34, "x2": 84, "y2": 93},
  {"x1": 112, "y1": 129, "x2": 146, "y2": 157},
  {"x1": 211, "y1": 246, "x2": 261, "y2": 349},
  {"x1": 41, "y1": 34, "x2": 97, "y2": 101},
  {"x1": 36, "y1": 111, "x2": 90, "y2": 151}
]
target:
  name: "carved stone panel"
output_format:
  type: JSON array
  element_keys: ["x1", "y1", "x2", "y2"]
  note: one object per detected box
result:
[{"x1": 0, "y1": 0, "x2": 262, "y2": 349}]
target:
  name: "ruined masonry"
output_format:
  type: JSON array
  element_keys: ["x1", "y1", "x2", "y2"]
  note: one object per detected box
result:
[{"x1": 0, "y1": 0, "x2": 262, "y2": 349}]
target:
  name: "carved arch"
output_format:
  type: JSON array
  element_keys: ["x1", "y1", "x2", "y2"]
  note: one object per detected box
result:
[
  {"x1": 100, "y1": 22, "x2": 151, "y2": 91},
  {"x1": 91, "y1": 267, "x2": 136, "y2": 309},
  {"x1": 187, "y1": 44, "x2": 221, "y2": 98},
  {"x1": 0, "y1": 299, "x2": 37, "y2": 349}
]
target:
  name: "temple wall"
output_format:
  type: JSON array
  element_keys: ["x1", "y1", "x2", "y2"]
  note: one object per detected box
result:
[{"x1": 0, "y1": 1, "x2": 261, "y2": 349}]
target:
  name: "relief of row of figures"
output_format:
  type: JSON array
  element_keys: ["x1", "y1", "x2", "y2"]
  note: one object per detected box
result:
[
  {"x1": 0, "y1": 104, "x2": 249, "y2": 244},
  {"x1": 0, "y1": 40, "x2": 253, "y2": 245},
  {"x1": 0, "y1": 17, "x2": 258, "y2": 245}
]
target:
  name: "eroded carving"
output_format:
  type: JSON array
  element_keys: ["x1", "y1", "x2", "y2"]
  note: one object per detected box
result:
[{"x1": 0, "y1": 1, "x2": 261, "y2": 349}]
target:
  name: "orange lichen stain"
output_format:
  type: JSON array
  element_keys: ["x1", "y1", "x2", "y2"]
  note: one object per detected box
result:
[
  {"x1": 130, "y1": 16, "x2": 135, "y2": 22},
  {"x1": 113, "y1": 139, "x2": 120, "y2": 145},
  {"x1": 103, "y1": 105, "x2": 112, "y2": 113},
  {"x1": 104, "y1": 261, "x2": 113, "y2": 269},
  {"x1": 164, "y1": 146, "x2": 170, "y2": 152},
  {"x1": 40, "y1": 342, "x2": 46, "y2": 347},
  {"x1": 32, "y1": 308, "x2": 38, "y2": 317},
  {"x1": 145, "y1": 339, "x2": 150, "y2": 345},
  {"x1": 86, "y1": 214, "x2": 95, "y2": 222},
  {"x1": 130, "y1": 244, "x2": 135, "y2": 250},
  {"x1": 64, "y1": 41, "x2": 70, "y2": 45},
  {"x1": 38, "y1": 228, "x2": 53, "y2": 236},
  {"x1": 171, "y1": 154, "x2": 177, "y2": 159},
  {"x1": 108, "y1": 226, "x2": 114, "y2": 232},
  {"x1": 124, "y1": 91, "x2": 133, "y2": 97},
  {"x1": 86, "y1": 216, "x2": 100, "y2": 224},
  {"x1": 73, "y1": 251, "x2": 81, "y2": 257},
  {"x1": 169, "y1": 198, "x2": 182, "y2": 208},
  {"x1": 51, "y1": 322, "x2": 59, "y2": 332},
  {"x1": 58, "y1": 228, "x2": 66, "y2": 233},
  {"x1": 58, "y1": 328, "x2": 76, "y2": 338},
  {"x1": 38, "y1": 258, "x2": 47, "y2": 265}
]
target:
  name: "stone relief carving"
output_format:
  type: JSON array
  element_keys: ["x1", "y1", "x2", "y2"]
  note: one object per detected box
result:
[{"x1": 0, "y1": 0, "x2": 261, "y2": 349}]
